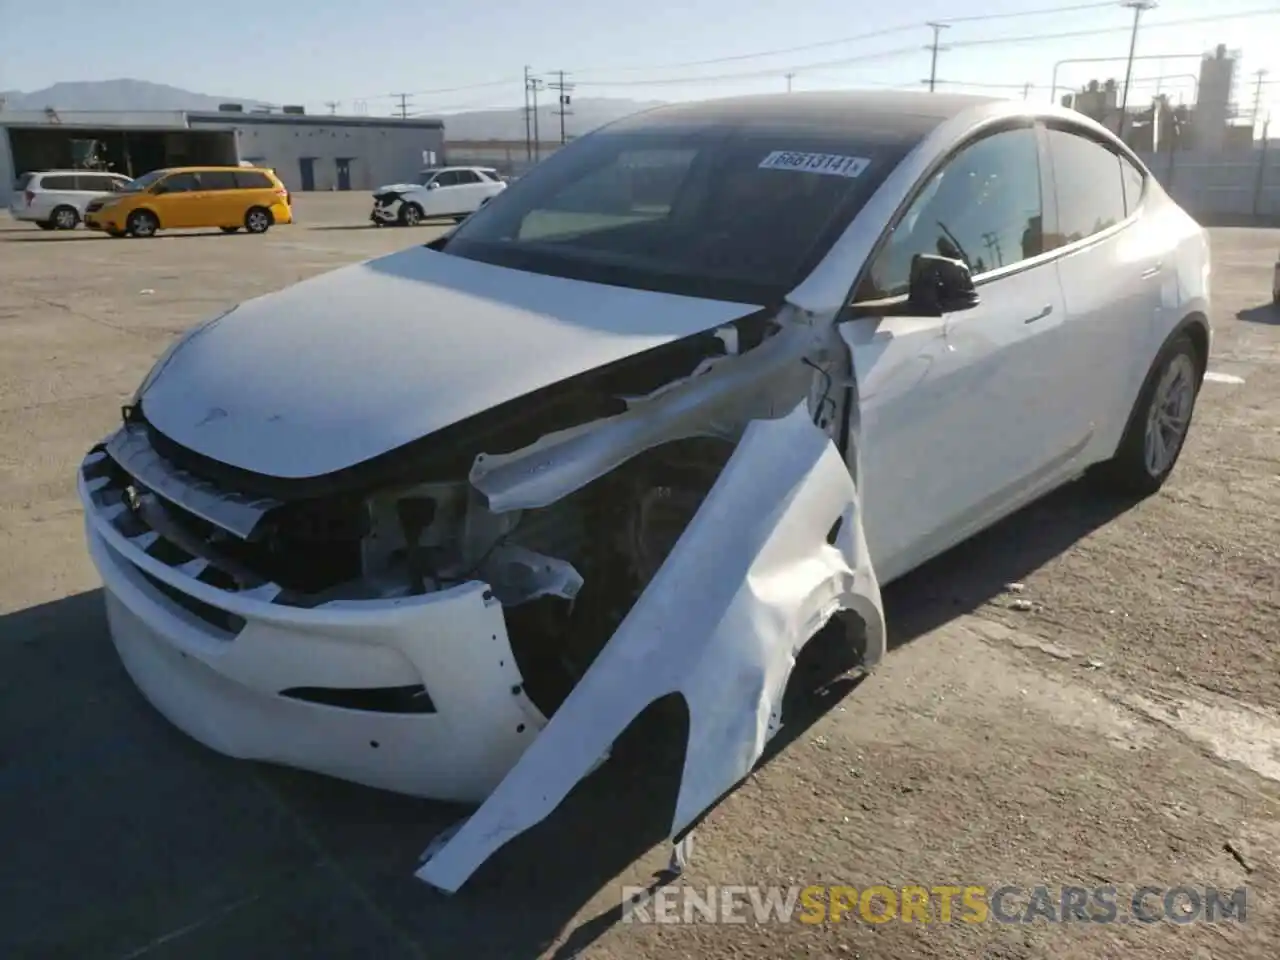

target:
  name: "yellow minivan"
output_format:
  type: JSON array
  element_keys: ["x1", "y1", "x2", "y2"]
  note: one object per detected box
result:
[{"x1": 83, "y1": 166, "x2": 292, "y2": 237}]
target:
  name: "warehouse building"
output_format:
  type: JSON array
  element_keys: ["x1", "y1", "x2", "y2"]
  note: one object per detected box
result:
[{"x1": 0, "y1": 105, "x2": 445, "y2": 204}]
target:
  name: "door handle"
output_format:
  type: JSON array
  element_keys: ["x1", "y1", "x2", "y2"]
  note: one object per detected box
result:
[
  {"x1": 1140, "y1": 262, "x2": 1163, "y2": 280},
  {"x1": 1023, "y1": 304, "x2": 1053, "y2": 324}
]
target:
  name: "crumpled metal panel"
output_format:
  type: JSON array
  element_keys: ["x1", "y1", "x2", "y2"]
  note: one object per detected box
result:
[
  {"x1": 415, "y1": 401, "x2": 885, "y2": 893},
  {"x1": 105, "y1": 423, "x2": 279, "y2": 539}
]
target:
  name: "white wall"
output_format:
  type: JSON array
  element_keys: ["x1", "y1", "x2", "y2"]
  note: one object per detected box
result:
[{"x1": 188, "y1": 116, "x2": 446, "y2": 193}]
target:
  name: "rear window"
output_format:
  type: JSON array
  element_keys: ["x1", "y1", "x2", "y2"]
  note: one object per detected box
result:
[
  {"x1": 234, "y1": 170, "x2": 273, "y2": 189},
  {"x1": 443, "y1": 130, "x2": 903, "y2": 303},
  {"x1": 40, "y1": 175, "x2": 78, "y2": 191},
  {"x1": 14, "y1": 172, "x2": 34, "y2": 191}
]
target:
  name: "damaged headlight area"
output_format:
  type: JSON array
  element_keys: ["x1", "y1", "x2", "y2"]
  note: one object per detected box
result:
[{"x1": 79, "y1": 306, "x2": 885, "y2": 893}]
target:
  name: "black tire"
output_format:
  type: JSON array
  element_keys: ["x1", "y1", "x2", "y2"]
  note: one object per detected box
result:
[
  {"x1": 244, "y1": 207, "x2": 272, "y2": 234},
  {"x1": 51, "y1": 205, "x2": 80, "y2": 230},
  {"x1": 399, "y1": 202, "x2": 423, "y2": 227},
  {"x1": 220, "y1": 226, "x2": 240, "y2": 234},
  {"x1": 127, "y1": 210, "x2": 159, "y2": 238},
  {"x1": 1092, "y1": 332, "x2": 1202, "y2": 497},
  {"x1": 36, "y1": 221, "x2": 55, "y2": 231}
]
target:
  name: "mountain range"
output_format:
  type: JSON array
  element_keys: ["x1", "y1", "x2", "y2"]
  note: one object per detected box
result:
[{"x1": 0, "y1": 79, "x2": 662, "y2": 142}]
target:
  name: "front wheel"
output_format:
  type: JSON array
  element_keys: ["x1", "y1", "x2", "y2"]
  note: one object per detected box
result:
[
  {"x1": 1092, "y1": 333, "x2": 1201, "y2": 497},
  {"x1": 126, "y1": 210, "x2": 159, "y2": 238},
  {"x1": 244, "y1": 207, "x2": 272, "y2": 234},
  {"x1": 399, "y1": 202, "x2": 423, "y2": 227}
]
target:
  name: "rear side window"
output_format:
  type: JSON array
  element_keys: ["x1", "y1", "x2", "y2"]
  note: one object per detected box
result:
[
  {"x1": 1045, "y1": 128, "x2": 1127, "y2": 248},
  {"x1": 234, "y1": 170, "x2": 272, "y2": 189},
  {"x1": 14, "y1": 172, "x2": 34, "y2": 191},
  {"x1": 453, "y1": 170, "x2": 482, "y2": 184},
  {"x1": 200, "y1": 171, "x2": 239, "y2": 190},
  {"x1": 40, "y1": 175, "x2": 78, "y2": 191},
  {"x1": 1120, "y1": 155, "x2": 1145, "y2": 215},
  {"x1": 76, "y1": 175, "x2": 112, "y2": 192},
  {"x1": 478, "y1": 169, "x2": 502, "y2": 182}
]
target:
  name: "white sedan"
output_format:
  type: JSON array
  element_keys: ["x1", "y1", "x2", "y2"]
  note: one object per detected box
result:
[
  {"x1": 370, "y1": 166, "x2": 506, "y2": 226},
  {"x1": 78, "y1": 91, "x2": 1210, "y2": 894}
]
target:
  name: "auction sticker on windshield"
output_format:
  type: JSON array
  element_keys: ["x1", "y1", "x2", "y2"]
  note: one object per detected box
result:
[{"x1": 758, "y1": 151, "x2": 871, "y2": 178}]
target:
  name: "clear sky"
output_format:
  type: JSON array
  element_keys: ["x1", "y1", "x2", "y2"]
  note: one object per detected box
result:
[{"x1": 3, "y1": 0, "x2": 1279, "y2": 128}]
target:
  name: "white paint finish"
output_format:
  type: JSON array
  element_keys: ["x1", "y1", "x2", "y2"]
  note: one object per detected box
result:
[
  {"x1": 1203, "y1": 371, "x2": 1245, "y2": 385},
  {"x1": 842, "y1": 260, "x2": 1082, "y2": 584},
  {"x1": 139, "y1": 247, "x2": 762, "y2": 478},
  {"x1": 84, "y1": 507, "x2": 547, "y2": 803},
  {"x1": 416, "y1": 403, "x2": 885, "y2": 893}
]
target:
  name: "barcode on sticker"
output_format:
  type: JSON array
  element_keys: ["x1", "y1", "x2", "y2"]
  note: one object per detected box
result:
[{"x1": 758, "y1": 151, "x2": 871, "y2": 178}]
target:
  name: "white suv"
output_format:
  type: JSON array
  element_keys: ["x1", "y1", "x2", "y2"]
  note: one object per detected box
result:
[
  {"x1": 10, "y1": 170, "x2": 133, "y2": 230},
  {"x1": 371, "y1": 166, "x2": 506, "y2": 226}
]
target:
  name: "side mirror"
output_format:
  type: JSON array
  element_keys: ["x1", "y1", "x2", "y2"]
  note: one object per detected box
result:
[
  {"x1": 426, "y1": 181, "x2": 440, "y2": 190},
  {"x1": 907, "y1": 253, "x2": 979, "y2": 316}
]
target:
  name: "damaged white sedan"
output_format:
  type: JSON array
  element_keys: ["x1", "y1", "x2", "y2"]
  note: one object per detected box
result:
[{"x1": 78, "y1": 91, "x2": 1210, "y2": 893}]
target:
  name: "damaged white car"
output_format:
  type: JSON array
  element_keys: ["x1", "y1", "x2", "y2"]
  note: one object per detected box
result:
[{"x1": 78, "y1": 91, "x2": 1210, "y2": 893}]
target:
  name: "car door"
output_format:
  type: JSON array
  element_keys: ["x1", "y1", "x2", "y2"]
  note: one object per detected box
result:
[
  {"x1": 421, "y1": 170, "x2": 459, "y2": 216},
  {"x1": 152, "y1": 172, "x2": 202, "y2": 227},
  {"x1": 840, "y1": 122, "x2": 1084, "y2": 582},
  {"x1": 1043, "y1": 126, "x2": 1160, "y2": 456},
  {"x1": 451, "y1": 169, "x2": 488, "y2": 211},
  {"x1": 198, "y1": 169, "x2": 240, "y2": 225}
]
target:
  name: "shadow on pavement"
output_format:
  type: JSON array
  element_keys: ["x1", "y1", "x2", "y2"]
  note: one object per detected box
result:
[
  {"x1": 1236, "y1": 303, "x2": 1279, "y2": 325},
  {"x1": 0, "y1": 478, "x2": 1131, "y2": 958}
]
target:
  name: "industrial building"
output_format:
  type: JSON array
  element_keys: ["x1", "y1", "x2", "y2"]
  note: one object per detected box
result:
[{"x1": 0, "y1": 105, "x2": 445, "y2": 205}]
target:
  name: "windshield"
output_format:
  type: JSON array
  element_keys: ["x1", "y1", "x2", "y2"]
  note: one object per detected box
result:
[
  {"x1": 118, "y1": 169, "x2": 168, "y2": 193},
  {"x1": 417, "y1": 168, "x2": 442, "y2": 185},
  {"x1": 440, "y1": 129, "x2": 902, "y2": 302}
]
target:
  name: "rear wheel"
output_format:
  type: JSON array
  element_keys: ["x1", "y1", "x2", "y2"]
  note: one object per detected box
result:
[
  {"x1": 220, "y1": 226, "x2": 240, "y2": 234},
  {"x1": 1092, "y1": 332, "x2": 1201, "y2": 497},
  {"x1": 399, "y1": 202, "x2": 423, "y2": 227},
  {"x1": 126, "y1": 210, "x2": 159, "y2": 238},
  {"x1": 244, "y1": 207, "x2": 272, "y2": 234},
  {"x1": 52, "y1": 205, "x2": 79, "y2": 230}
]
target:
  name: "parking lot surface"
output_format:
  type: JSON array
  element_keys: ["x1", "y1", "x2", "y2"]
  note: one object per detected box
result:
[{"x1": 1, "y1": 195, "x2": 1278, "y2": 959}]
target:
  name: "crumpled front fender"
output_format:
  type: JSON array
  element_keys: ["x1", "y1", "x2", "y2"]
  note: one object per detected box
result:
[{"x1": 416, "y1": 401, "x2": 885, "y2": 893}]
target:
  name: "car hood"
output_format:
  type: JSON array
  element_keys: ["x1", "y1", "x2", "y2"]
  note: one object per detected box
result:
[
  {"x1": 139, "y1": 246, "x2": 764, "y2": 480},
  {"x1": 375, "y1": 183, "x2": 419, "y2": 194}
]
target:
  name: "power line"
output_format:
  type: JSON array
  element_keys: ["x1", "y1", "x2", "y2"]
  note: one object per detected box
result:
[
  {"x1": 573, "y1": 7, "x2": 1280, "y2": 89},
  {"x1": 568, "y1": 1, "x2": 1121, "y2": 76}
]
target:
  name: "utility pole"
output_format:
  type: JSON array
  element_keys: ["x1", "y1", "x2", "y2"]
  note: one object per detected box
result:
[
  {"x1": 1250, "y1": 69, "x2": 1269, "y2": 134},
  {"x1": 528, "y1": 74, "x2": 545, "y2": 161},
  {"x1": 1117, "y1": 1, "x2": 1157, "y2": 140},
  {"x1": 549, "y1": 70, "x2": 574, "y2": 144},
  {"x1": 1022, "y1": 82, "x2": 1032, "y2": 100},
  {"x1": 324, "y1": 101, "x2": 339, "y2": 115},
  {"x1": 785, "y1": 72, "x2": 795, "y2": 93},
  {"x1": 391, "y1": 93, "x2": 412, "y2": 119},
  {"x1": 924, "y1": 22, "x2": 950, "y2": 92},
  {"x1": 522, "y1": 66, "x2": 533, "y2": 161}
]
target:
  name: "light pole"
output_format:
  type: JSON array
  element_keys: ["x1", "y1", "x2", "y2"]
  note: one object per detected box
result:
[{"x1": 1117, "y1": 1, "x2": 1157, "y2": 139}]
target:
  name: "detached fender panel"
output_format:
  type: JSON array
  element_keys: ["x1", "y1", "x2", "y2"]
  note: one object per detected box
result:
[{"x1": 415, "y1": 401, "x2": 885, "y2": 893}]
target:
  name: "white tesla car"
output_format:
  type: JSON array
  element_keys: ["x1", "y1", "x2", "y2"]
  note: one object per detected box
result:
[
  {"x1": 370, "y1": 166, "x2": 506, "y2": 226},
  {"x1": 78, "y1": 91, "x2": 1209, "y2": 893}
]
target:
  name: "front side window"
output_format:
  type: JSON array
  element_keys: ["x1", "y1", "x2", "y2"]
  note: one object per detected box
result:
[
  {"x1": 860, "y1": 126, "x2": 1044, "y2": 299},
  {"x1": 443, "y1": 129, "x2": 903, "y2": 302},
  {"x1": 119, "y1": 170, "x2": 168, "y2": 193},
  {"x1": 432, "y1": 170, "x2": 462, "y2": 188},
  {"x1": 156, "y1": 173, "x2": 199, "y2": 194},
  {"x1": 453, "y1": 169, "x2": 482, "y2": 184},
  {"x1": 235, "y1": 170, "x2": 272, "y2": 189},
  {"x1": 1045, "y1": 128, "x2": 1127, "y2": 248}
]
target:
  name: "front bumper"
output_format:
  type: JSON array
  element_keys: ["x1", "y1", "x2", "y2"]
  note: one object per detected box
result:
[
  {"x1": 78, "y1": 443, "x2": 547, "y2": 802},
  {"x1": 371, "y1": 200, "x2": 401, "y2": 223}
]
